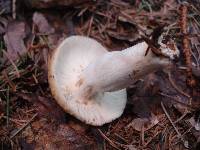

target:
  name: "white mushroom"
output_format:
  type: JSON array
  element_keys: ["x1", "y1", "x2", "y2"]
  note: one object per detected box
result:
[{"x1": 48, "y1": 35, "x2": 179, "y2": 126}]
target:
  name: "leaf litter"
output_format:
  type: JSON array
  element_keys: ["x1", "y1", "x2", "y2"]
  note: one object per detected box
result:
[{"x1": 0, "y1": 0, "x2": 200, "y2": 149}]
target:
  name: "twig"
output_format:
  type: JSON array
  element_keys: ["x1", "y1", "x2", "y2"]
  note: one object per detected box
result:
[
  {"x1": 141, "y1": 125, "x2": 145, "y2": 146},
  {"x1": 87, "y1": 15, "x2": 94, "y2": 37},
  {"x1": 171, "y1": 126, "x2": 193, "y2": 143},
  {"x1": 120, "y1": 11, "x2": 147, "y2": 34},
  {"x1": 0, "y1": 9, "x2": 5, "y2": 15},
  {"x1": 10, "y1": 113, "x2": 38, "y2": 139},
  {"x1": 2, "y1": 116, "x2": 24, "y2": 126},
  {"x1": 161, "y1": 127, "x2": 168, "y2": 150},
  {"x1": 6, "y1": 86, "x2": 9, "y2": 127},
  {"x1": 3, "y1": 50, "x2": 20, "y2": 78},
  {"x1": 191, "y1": 49, "x2": 199, "y2": 66},
  {"x1": 168, "y1": 72, "x2": 190, "y2": 98},
  {"x1": 12, "y1": 0, "x2": 16, "y2": 19},
  {"x1": 168, "y1": 129, "x2": 175, "y2": 149},
  {"x1": 181, "y1": 126, "x2": 193, "y2": 137},
  {"x1": 174, "y1": 113, "x2": 188, "y2": 124},
  {"x1": 2, "y1": 70, "x2": 16, "y2": 92},
  {"x1": 142, "y1": 130, "x2": 162, "y2": 148},
  {"x1": 28, "y1": 44, "x2": 49, "y2": 51},
  {"x1": 159, "y1": 92, "x2": 195, "y2": 110},
  {"x1": 161, "y1": 102, "x2": 187, "y2": 147},
  {"x1": 161, "y1": 102, "x2": 181, "y2": 137},
  {"x1": 180, "y1": 4, "x2": 195, "y2": 87},
  {"x1": 25, "y1": 108, "x2": 36, "y2": 113},
  {"x1": 98, "y1": 129, "x2": 121, "y2": 150},
  {"x1": 114, "y1": 133, "x2": 128, "y2": 144},
  {"x1": 32, "y1": 74, "x2": 38, "y2": 84}
]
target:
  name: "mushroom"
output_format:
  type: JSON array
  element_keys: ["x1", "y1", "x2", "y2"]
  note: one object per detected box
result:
[{"x1": 48, "y1": 35, "x2": 179, "y2": 126}]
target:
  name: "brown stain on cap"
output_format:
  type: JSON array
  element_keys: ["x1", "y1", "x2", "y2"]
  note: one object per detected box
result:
[
  {"x1": 76, "y1": 85, "x2": 95, "y2": 105},
  {"x1": 75, "y1": 78, "x2": 84, "y2": 87}
]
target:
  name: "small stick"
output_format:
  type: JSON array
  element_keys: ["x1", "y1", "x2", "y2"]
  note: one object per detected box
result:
[
  {"x1": 159, "y1": 92, "x2": 195, "y2": 110},
  {"x1": 32, "y1": 74, "x2": 38, "y2": 84},
  {"x1": 143, "y1": 130, "x2": 162, "y2": 147},
  {"x1": 87, "y1": 15, "x2": 94, "y2": 37},
  {"x1": 2, "y1": 70, "x2": 16, "y2": 92},
  {"x1": 10, "y1": 113, "x2": 37, "y2": 139},
  {"x1": 114, "y1": 133, "x2": 128, "y2": 144},
  {"x1": 28, "y1": 44, "x2": 49, "y2": 51},
  {"x1": 3, "y1": 50, "x2": 20, "y2": 78},
  {"x1": 161, "y1": 102, "x2": 187, "y2": 147},
  {"x1": 174, "y1": 113, "x2": 188, "y2": 124},
  {"x1": 168, "y1": 72, "x2": 190, "y2": 98},
  {"x1": 12, "y1": 0, "x2": 16, "y2": 19},
  {"x1": 2, "y1": 116, "x2": 28, "y2": 123},
  {"x1": 0, "y1": 9, "x2": 5, "y2": 15},
  {"x1": 180, "y1": 3, "x2": 195, "y2": 87},
  {"x1": 161, "y1": 102, "x2": 181, "y2": 137},
  {"x1": 2, "y1": 116, "x2": 24, "y2": 126},
  {"x1": 141, "y1": 125, "x2": 145, "y2": 146},
  {"x1": 6, "y1": 86, "x2": 10, "y2": 127},
  {"x1": 98, "y1": 129, "x2": 120, "y2": 150}
]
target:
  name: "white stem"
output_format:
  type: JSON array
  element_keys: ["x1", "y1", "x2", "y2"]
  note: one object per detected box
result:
[{"x1": 77, "y1": 42, "x2": 171, "y2": 98}]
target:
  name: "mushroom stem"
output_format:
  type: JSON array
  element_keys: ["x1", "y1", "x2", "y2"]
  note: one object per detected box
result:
[{"x1": 77, "y1": 42, "x2": 170, "y2": 98}]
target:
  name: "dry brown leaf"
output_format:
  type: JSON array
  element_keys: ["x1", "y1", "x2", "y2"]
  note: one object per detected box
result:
[
  {"x1": 33, "y1": 12, "x2": 55, "y2": 34},
  {"x1": 3, "y1": 21, "x2": 29, "y2": 61},
  {"x1": 126, "y1": 113, "x2": 159, "y2": 132}
]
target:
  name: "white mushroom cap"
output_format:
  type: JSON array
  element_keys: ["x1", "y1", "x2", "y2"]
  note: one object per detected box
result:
[{"x1": 48, "y1": 36, "x2": 127, "y2": 126}]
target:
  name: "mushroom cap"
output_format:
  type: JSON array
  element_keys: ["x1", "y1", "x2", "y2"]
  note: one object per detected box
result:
[{"x1": 48, "y1": 36, "x2": 127, "y2": 126}]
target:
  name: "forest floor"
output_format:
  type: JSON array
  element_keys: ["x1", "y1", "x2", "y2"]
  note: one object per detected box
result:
[{"x1": 0, "y1": 0, "x2": 200, "y2": 149}]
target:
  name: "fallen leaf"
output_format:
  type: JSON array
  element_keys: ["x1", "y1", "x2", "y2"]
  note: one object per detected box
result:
[
  {"x1": 126, "y1": 113, "x2": 159, "y2": 132},
  {"x1": 32, "y1": 12, "x2": 55, "y2": 34},
  {"x1": 3, "y1": 21, "x2": 29, "y2": 61}
]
